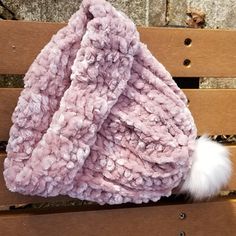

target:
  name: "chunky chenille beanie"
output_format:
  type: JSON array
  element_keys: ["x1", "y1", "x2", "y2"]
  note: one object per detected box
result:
[{"x1": 4, "y1": 0, "x2": 231, "y2": 204}]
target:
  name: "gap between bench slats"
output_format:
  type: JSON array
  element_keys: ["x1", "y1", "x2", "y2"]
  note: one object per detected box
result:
[
  {"x1": 0, "y1": 199, "x2": 236, "y2": 236},
  {"x1": 0, "y1": 88, "x2": 235, "y2": 140},
  {"x1": 1, "y1": 21, "x2": 236, "y2": 77},
  {"x1": 0, "y1": 146, "x2": 235, "y2": 206}
]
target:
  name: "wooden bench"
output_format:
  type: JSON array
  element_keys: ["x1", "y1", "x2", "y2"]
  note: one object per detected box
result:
[{"x1": 0, "y1": 20, "x2": 236, "y2": 235}]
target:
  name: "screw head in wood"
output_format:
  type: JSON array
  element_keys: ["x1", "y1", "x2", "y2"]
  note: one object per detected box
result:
[{"x1": 179, "y1": 212, "x2": 186, "y2": 220}]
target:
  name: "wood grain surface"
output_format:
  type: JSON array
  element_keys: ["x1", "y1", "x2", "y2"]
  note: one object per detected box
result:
[
  {"x1": 0, "y1": 198, "x2": 236, "y2": 236},
  {"x1": 1, "y1": 21, "x2": 236, "y2": 77}
]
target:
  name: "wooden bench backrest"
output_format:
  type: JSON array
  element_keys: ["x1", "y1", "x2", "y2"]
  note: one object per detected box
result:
[{"x1": 0, "y1": 20, "x2": 235, "y2": 208}]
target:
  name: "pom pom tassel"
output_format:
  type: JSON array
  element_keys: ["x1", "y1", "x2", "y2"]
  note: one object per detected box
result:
[{"x1": 180, "y1": 136, "x2": 232, "y2": 200}]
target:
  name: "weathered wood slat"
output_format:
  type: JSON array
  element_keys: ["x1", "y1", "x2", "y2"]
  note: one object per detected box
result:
[
  {"x1": 185, "y1": 89, "x2": 236, "y2": 135},
  {"x1": 0, "y1": 146, "x2": 235, "y2": 206},
  {"x1": 0, "y1": 88, "x2": 235, "y2": 140},
  {"x1": 1, "y1": 20, "x2": 236, "y2": 77},
  {"x1": 0, "y1": 88, "x2": 21, "y2": 141},
  {"x1": 0, "y1": 198, "x2": 236, "y2": 236}
]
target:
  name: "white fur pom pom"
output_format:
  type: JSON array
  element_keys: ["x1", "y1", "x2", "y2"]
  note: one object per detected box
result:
[{"x1": 180, "y1": 135, "x2": 232, "y2": 200}]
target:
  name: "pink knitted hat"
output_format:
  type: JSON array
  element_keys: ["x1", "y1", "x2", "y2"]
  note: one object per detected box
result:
[{"x1": 4, "y1": 0, "x2": 231, "y2": 204}]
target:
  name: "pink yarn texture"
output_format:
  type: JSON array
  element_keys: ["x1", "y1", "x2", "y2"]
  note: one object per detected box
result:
[{"x1": 4, "y1": 0, "x2": 197, "y2": 204}]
